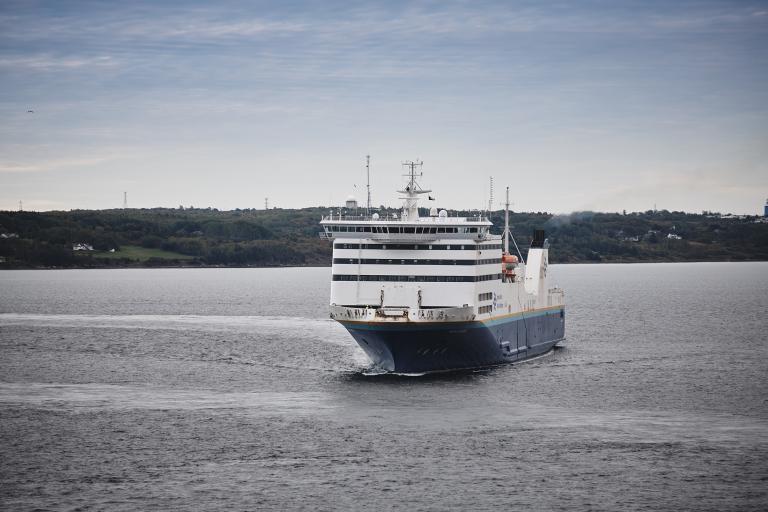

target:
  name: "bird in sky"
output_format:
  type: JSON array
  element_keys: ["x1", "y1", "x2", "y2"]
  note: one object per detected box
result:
[{"x1": 27, "y1": 110, "x2": 34, "y2": 113}]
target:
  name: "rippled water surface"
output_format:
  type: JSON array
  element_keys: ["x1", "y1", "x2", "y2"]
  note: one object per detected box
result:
[{"x1": 1, "y1": 264, "x2": 767, "y2": 511}]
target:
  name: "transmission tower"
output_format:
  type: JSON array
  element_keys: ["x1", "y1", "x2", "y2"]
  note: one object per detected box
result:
[{"x1": 123, "y1": 192, "x2": 127, "y2": 209}]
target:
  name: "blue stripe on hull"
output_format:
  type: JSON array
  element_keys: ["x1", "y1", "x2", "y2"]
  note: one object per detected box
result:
[{"x1": 339, "y1": 308, "x2": 565, "y2": 373}]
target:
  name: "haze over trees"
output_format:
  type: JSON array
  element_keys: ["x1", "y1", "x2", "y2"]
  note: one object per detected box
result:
[{"x1": 0, "y1": 207, "x2": 766, "y2": 268}]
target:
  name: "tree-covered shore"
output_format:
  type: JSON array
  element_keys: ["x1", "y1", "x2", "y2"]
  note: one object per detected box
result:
[{"x1": 1, "y1": 207, "x2": 766, "y2": 268}]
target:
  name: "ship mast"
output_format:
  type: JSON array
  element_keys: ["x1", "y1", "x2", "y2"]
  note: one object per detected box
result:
[
  {"x1": 366, "y1": 155, "x2": 371, "y2": 215},
  {"x1": 398, "y1": 160, "x2": 431, "y2": 221},
  {"x1": 504, "y1": 186, "x2": 510, "y2": 254},
  {"x1": 503, "y1": 186, "x2": 524, "y2": 261}
]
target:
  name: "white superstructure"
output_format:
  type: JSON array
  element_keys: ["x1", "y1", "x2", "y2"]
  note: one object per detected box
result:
[{"x1": 320, "y1": 161, "x2": 563, "y2": 324}]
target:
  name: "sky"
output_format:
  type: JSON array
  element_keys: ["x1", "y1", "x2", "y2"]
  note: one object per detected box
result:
[{"x1": 1, "y1": 0, "x2": 767, "y2": 214}]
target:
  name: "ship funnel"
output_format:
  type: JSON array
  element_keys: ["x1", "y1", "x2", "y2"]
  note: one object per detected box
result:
[{"x1": 524, "y1": 229, "x2": 549, "y2": 296}]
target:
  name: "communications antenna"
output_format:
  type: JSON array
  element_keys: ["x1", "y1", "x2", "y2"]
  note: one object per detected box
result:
[
  {"x1": 366, "y1": 155, "x2": 371, "y2": 215},
  {"x1": 18, "y1": 200, "x2": 22, "y2": 212},
  {"x1": 488, "y1": 176, "x2": 494, "y2": 214},
  {"x1": 123, "y1": 192, "x2": 127, "y2": 209}
]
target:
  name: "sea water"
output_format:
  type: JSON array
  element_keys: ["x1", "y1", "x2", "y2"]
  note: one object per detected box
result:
[{"x1": 1, "y1": 263, "x2": 766, "y2": 511}]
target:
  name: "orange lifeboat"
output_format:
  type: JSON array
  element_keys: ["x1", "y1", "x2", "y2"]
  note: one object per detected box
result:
[{"x1": 501, "y1": 253, "x2": 518, "y2": 282}]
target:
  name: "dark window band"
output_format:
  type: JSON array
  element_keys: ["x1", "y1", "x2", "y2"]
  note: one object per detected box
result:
[
  {"x1": 325, "y1": 226, "x2": 479, "y2": 234},
  {"x1": 334, "y1": 243, "x2": 503, "y2": 251},
  {"x1": 332, "y1": 273, "x2": 503, "y2": 282},
  {"x1": 333, "y1": 258, "x2": 501, "y2": 266}
]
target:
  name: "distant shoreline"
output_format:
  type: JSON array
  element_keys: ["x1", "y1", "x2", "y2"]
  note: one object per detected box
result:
[
  {"x1": 2, "y1": 208, "x2": 767, "y2": 267},
  {"x1": 2, "y1": 259, "x2": 766, "y2": 271}
]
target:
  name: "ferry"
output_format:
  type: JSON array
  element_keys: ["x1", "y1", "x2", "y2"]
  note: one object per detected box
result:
[{"x1": 320, "y1": 161, "x2": 565, "y2": 373}]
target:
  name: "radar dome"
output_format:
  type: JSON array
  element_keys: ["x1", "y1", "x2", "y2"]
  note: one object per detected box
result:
[
  {"x1": 429, "y1": 207, "x2": 438, "y2": 217},
  {"x1": 438, "y1": 209, "x2": 448, "y2": 218},
  {"x1": 372, "y1": 212, "x2": 380, "y2": 220}
]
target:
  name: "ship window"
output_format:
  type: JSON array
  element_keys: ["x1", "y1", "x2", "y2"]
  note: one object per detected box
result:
[
  {"x1": 437, "y1": 228, "x2": 445, "y2": 233},
  {"x1": 332, "y1": 274, "x2": 499, "y2": 282},
  {"x1": 468, "y1": 227, "x2": 477, "y2": 233}
]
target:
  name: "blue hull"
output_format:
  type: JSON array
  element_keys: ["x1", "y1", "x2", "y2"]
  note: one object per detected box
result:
[{"x1": 340, "y1": 307, "x2": 565, "y2": 373}]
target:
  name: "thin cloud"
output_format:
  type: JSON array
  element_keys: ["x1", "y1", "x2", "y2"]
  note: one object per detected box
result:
[
  {"x1": 0, "y1": 55, "x2": 116, "y2": 71},
  {"x1": 0, "y1": 155, "x2": 123, "y2": 173}
]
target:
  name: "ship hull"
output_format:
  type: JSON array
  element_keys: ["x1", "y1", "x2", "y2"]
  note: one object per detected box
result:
[{"x1": 339, "y1": 307, "x2": 565, "y2": 374}]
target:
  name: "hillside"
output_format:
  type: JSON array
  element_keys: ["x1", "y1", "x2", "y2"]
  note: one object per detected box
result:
[{"x1": 0, "y1": 207, "x2": 766, "y2": 268}]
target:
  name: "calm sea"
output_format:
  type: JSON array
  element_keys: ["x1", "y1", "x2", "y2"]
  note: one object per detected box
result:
[{"x1": 1, "y1": 263, "x2": 767, "y2": 511}]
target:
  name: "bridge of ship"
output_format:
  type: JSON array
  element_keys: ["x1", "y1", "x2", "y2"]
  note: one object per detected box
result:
[{"x1": 319, "y1": 215, "x2": 493, "y2": 241}]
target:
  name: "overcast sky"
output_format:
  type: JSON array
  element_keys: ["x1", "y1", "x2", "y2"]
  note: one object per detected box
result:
[{"x1": 1, "y1": 0, "x2": 766, "y2": 214}]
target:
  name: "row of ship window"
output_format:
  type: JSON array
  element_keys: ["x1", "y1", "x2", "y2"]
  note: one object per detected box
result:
[
  {"x1": 478, "y1": 305, "x2": 493, "y2": 314},
  {"x1": 332, "y1": 258, "x2": 501, "y2": 266},
  {"x1": 332, "y1": 273, "x2": 503, "y2": 282},
  {"x1": 334, "y1": 243, "x2": 503, "y2": 251},
  {"x1": 326, "y1": 226, "x2": 481, "y2": 234},
  {"x1": 478, "y1": 292, "x2": 493, "y2": 301}
]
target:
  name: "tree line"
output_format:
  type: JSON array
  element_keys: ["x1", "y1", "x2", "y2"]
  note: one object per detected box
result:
[{"x1": 0, "y1": 207, "x2": 766, "y2": 268}]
